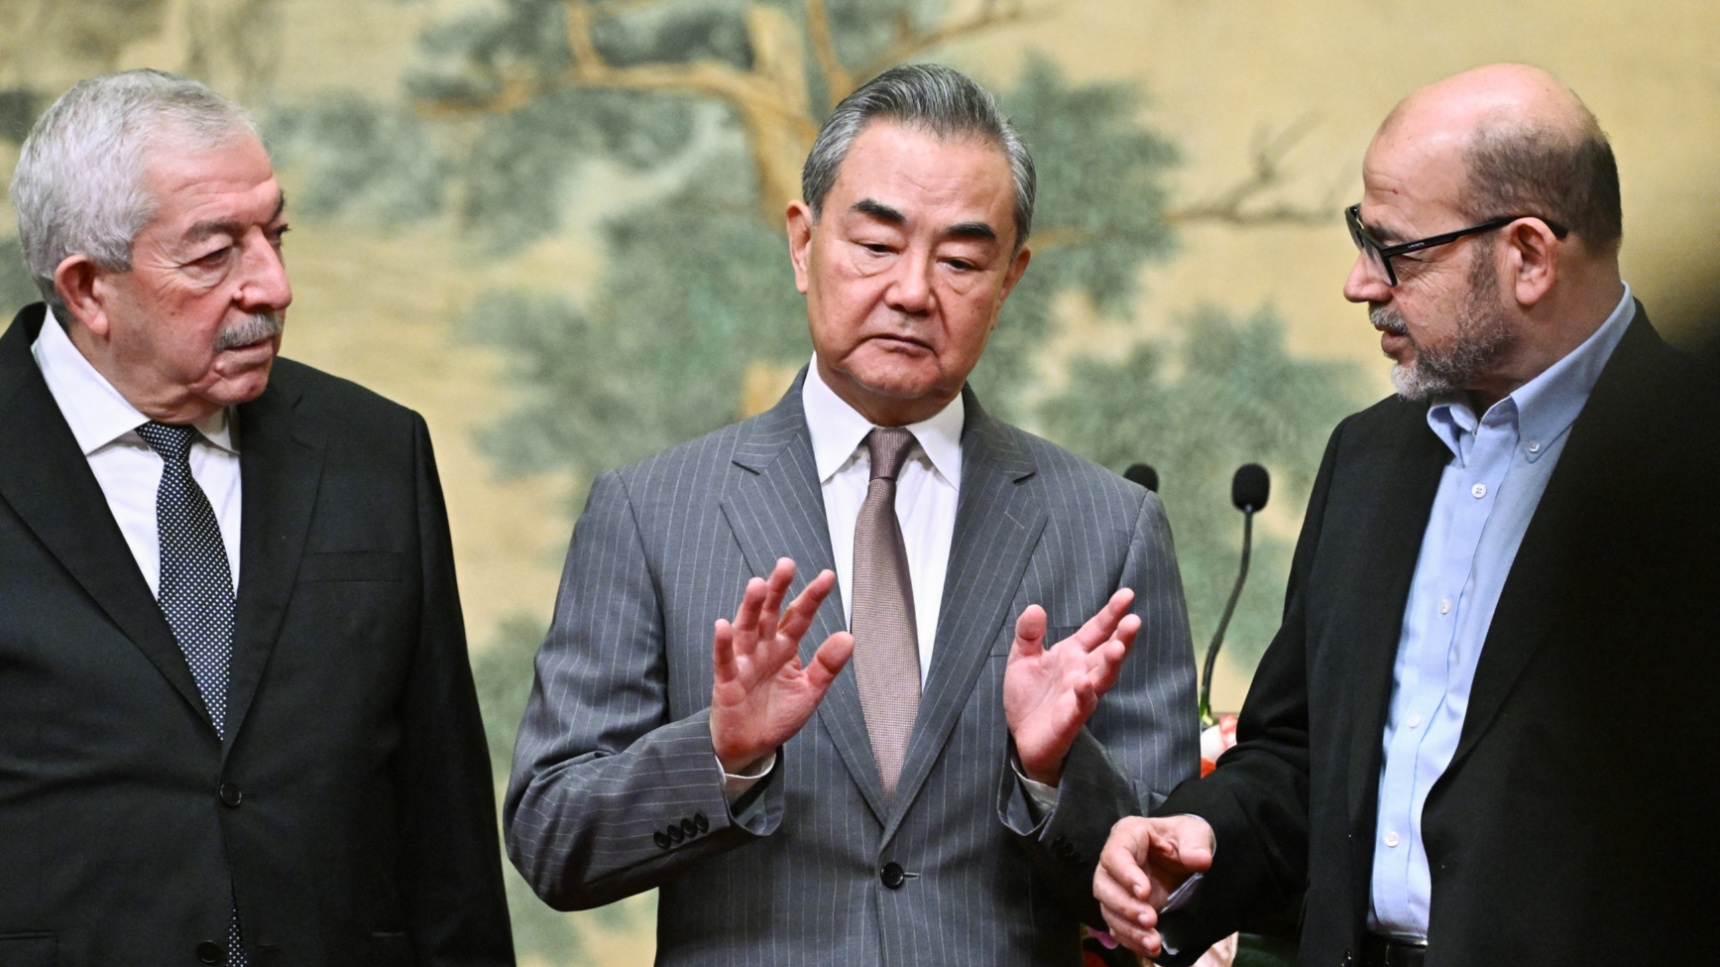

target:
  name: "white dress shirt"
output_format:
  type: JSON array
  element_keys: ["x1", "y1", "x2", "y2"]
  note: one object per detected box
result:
[
  {"x1": 30, "y1": 307, "x2": 242, "y2": 593},
  {"x1": 802, "y1": 358, "x2": 963, "y2": 682}
]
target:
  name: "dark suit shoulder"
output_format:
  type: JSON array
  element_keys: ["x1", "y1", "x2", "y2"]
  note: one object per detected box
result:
[{"x1": 265, "y1": 356, "x2": 417, "y2": 426}]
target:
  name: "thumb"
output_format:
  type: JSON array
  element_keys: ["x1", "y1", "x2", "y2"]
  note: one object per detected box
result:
[{"x1": 1011, "y1": 604, "x2": 1048, "y2": 660}]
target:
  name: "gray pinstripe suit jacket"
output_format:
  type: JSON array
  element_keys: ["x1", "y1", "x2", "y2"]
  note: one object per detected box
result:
[{"x1": 505, "y1": 373, "x2": 1198, "y2": 966}]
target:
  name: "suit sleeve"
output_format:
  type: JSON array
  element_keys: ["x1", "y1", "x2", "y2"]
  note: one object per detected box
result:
[
  {"x1": 1151, "y1": 422, "x2": 1347, "y2": 964},
  {"x1": 394, "y1": 414, "x2": 517, "y2": 966},
  {"x1": 997, "y1": 488, "x2": 1201, "y2": 927},
  {"x1": 504, "y1": 470, "x2": 782, "y2": 911}
]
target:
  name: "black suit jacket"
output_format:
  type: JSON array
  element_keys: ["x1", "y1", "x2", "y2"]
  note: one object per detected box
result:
[
  {"x1": 1158, "y1": 305, "x2": 1720, "y2": 966},
  {"x1": 0, "y1": 304, "x2": 513, "y2": 966}
]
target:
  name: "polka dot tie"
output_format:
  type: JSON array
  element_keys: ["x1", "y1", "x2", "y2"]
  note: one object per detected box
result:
[
  {"x1": 136, "y1": 421, "x2": 235, "y2": 737},
  {"x1": 135, "y1": 421, "x2": 247, "y2": 967}
]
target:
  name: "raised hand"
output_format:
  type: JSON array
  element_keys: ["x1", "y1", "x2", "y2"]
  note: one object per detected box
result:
[
  {"x1": 1093, "y1": 814, "x2": 1216, "y2": 957},
  {"x1": 710, "y1": 558, "x2": 854, "y2": 773},
  {"x1": 1003, "y1": 588, "x2": 1140, "y2": 785}
]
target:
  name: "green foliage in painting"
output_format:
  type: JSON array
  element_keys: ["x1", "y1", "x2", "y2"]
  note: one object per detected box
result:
[
  {"x1": 1040, "y1": 306, "x2": 1366, "y2": 669},
  {"x1": 264, "y1": 96, "x2": 447, "y2": 225}
]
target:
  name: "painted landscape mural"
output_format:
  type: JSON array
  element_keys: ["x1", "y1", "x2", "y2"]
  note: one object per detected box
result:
[{"x1": 2, "y1": 1, "x2": 1716, "y2": 962}]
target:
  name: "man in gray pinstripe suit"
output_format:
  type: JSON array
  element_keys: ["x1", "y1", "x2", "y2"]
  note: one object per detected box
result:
[{"x1": 506, "y1": 64, "x2": 1199, "y2": 966}]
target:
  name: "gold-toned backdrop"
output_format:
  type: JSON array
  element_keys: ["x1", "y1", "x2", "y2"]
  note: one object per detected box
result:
[{"x1": 2, "y1": 2, "x2": 1716, "y2": 963}]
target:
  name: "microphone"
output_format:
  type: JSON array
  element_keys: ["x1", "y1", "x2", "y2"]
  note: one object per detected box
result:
[
  {"x1": 1123, "y1": 463, "x2": 1159, "y2": 493},
  {"x1": 1201, "y1": 464, "x2": 1270, "y2": 723}
]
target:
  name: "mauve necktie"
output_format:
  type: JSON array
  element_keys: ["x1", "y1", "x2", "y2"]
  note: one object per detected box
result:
[
  {"x1": 135, "y1": 421, "x2": 247, "y2": 967},
  {"x1": 850, "y1": 427, "x2": 921, "y2": 800}
]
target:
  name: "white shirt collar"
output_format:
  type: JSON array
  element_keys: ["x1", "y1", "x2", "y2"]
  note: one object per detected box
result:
[
  {"x1": 801, "y1": 356, "x2": 963, "y2": 488},
  {"x1": 30, "y1": 306, "x2": 235, "y2": 454}
]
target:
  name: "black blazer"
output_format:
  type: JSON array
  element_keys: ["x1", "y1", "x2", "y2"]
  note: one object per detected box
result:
[
  {"x1": 0, "y1": 305, "x2": 513, "y2": 966},
  {"x1": 1158, "y1": 305, "x2": 1720, "y2": 967}
]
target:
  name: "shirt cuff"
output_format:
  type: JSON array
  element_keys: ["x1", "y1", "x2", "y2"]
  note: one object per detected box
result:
[
  {"x1": 1010, "y1": 758, "x2": 1061, "y2": 822},
  {"x1": 717, "y1": 752, "x2": 776, "y2": 802}
]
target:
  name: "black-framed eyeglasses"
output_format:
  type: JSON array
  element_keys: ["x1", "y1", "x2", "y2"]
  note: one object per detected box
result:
[{"x1": 1345, "y1": 204, "x2": 1569, "y2": 287}]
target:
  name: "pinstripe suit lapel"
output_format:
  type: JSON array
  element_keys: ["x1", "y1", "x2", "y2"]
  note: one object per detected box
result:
[
  {"x1": 886, "y1": 389, "x2": 1045, "y2": 841},
  {"x1": 718, "y1": 373, "x2": 891, "y2": 821}
]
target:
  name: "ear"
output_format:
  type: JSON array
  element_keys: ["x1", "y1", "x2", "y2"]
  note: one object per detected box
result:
[
  {"x1": 786, "y1": 201, "x2": 815, "y2": 295},
  {"x1": 1504, "y1": 218, "x2": 1560, "y2": 309},
  {"x1": 53, "y1": 254, "x2": 115, "y2": 338},
  {"x1": 998, "y1": 245, "x2": 1032, "y2": 303}
]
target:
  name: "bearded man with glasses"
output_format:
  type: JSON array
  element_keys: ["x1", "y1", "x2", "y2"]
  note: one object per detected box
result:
[{"x1": 1094, "y1": 63, "x2": 1720, "y2": 967}]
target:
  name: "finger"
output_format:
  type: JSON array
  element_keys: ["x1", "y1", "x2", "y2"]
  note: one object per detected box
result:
[
  {"x1": 1098, "y1": 904, "x2": 1157, "y2": 958},
  {"x1": 1068, "y1": 587, "x2": 1136, "y2": 653},
  {"x1": 1010, "y1": 604, "x2": 1048, "y2": 660},
  {"x1": 757, "y1": 558, "x2": 796, "y2": 641},
  {"x1": 711, "y1": 618, "x2": 737, "y2": 682},
  {"x1": 1099, "y1": 819, "x2": 1157, "y2": 899},
  {"x1": 1085, "y1": 639, "x2": 1131, "y2": 699},
  {"x1": 731, "y1": 575, "x2": 769, "y2": 654},
  {"x1": 778, "y1": 569, "x2": 837, "y2": 644},
  {"x1": 803, "y1": 631, "x2": 854, "y2": 693}
]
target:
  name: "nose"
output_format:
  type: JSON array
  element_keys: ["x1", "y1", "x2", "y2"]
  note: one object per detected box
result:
[
  {"x1": 1343, "y1": 251, "x2": 1389, "y2": 305},
  {"x1": 237, "y1": 230, "x2": 293, "y2": 313},
  {"x1": 885, "y1": 249, "x2": 935, "y2": 316}
]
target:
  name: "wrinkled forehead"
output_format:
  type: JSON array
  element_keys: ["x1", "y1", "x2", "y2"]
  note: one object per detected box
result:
[{"x1": 1360, "y1": 117, "x2": 1471, "y2": 228}]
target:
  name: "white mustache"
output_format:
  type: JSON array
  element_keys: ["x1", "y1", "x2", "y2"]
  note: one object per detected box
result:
[
  {"x1": 214, "y1": 312, "x2": 283, "y2": 352},
  {"x1": 1370, "y1": 306, "x2": 1408, "y2": 336}
]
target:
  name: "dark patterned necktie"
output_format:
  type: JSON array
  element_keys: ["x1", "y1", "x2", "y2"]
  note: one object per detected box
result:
[
  {"x1": 135, "y1": 421, "x2": 247, "y2": 966},
  {"x1": 850, "y1": 427, "x2": 921, "y2": 800}
]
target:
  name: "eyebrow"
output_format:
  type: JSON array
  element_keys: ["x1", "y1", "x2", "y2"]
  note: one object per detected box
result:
[
  {"x1": 183, "y1": 191, "x2": 288, "y2": 246},
  {"x1": 851, "y1": 198, "x2": 999, "y2": 243},
  {"x1": 852, "y1": 198, "x2": 905, "y2": 224}
]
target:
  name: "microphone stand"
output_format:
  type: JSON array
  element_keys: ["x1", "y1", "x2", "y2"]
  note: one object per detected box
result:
[{"x1": 1200, "y1": 508, "x2": 1254, "y2": 726}]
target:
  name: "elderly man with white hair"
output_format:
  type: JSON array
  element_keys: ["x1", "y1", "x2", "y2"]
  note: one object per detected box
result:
[{"x1": 0, "y1": 70, "x2": 513, "y2": 966}]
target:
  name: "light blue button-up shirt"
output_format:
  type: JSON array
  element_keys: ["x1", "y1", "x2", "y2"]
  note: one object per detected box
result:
[{"x1": 1368, "y1": 285, "x2": 1635, "y2": 938}]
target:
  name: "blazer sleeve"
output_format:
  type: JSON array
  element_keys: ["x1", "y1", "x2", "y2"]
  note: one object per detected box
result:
[
  {"x1": 394, "y1": 414, "x2": 517, "y2": 966},
  {"x1": 504, "y1": 469, "x2": 783, "y2": 911},
  {"x1": 998, "y1": 488, "x2": 1201, "y2": 927},
  {"x1": 1151, "y1": 422, "x2": 1347, "y2": 963}
]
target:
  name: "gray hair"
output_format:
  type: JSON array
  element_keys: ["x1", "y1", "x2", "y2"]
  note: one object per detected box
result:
[
  {"x1": 1461, "y1": 112, "x2": 1622, "y2": 254},
  {"x1": 801, "y1": 63, "x2": 1036, "y2": 249},
  {"x1": 9, "y1": 69, "x2": 258, "y2": 313}
]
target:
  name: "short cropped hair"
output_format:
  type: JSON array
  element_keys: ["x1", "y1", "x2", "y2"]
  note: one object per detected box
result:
[
  {"x1": 9, "y1": 69, "x2": 257, "y2": 313},
  {"x1": 801, "y1": 63, "x2": 1036, "y2": 249},
  {"x1": 1461, "y1": 114, "x2": 1623, "y2": 253}
]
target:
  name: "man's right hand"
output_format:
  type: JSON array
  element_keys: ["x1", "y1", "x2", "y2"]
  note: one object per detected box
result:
[
  {"x1": 710, "y1": 558, "x2": 854, "y2": 774},
  {"x1": 1094, "y1": 814, "x2": 1216, "y2": 958}
]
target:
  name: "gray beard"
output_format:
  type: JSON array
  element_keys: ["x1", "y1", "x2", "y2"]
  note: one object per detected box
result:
[
  {"x1": 1376, "y1": 255, "x2": 1513, "y2": 401},
  {"x1": 214, "y1": 311, "x2": 284, "y2": 352}
]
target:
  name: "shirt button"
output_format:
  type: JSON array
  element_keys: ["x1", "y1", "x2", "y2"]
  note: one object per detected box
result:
[
  {"x1": 1527, "y1": 441, "x2": 1541, "y2": 454},
  {"x1": 1384, "y1": 831, "x2": 1401, "y2": 847},
  {"x1": 1407, "y1": 714, "x2": 1422, "y2": 728},
  {"x1": 1438, "y1": 599, "x2": 1451, "y2": 615},
  {"x1": 1471, "y1": 483, "x2": 1487, "y2": 498}
]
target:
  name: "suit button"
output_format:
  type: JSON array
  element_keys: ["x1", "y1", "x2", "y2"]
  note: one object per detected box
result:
[
  {"x1": 693, "y1": 812, "x2": 709, "y2": 833},
  {"x1": 666, "y1": 823, "x2": 685, "y2": 843},
  {"x1": 680, "y1": 818, "x2": 698, "y2": 839},
  {"x1": 218, "y1": 782, "x2": 243, "y2": 808},
  {"x1": 196, "y1": 940, "x2": 223, "y2": 963},
  {"x1": 880, "y1": 862, "x2": 905, "y2": 889},
  {"x1": 653, "y1": 831, "x2": 671, "y2": 850}
]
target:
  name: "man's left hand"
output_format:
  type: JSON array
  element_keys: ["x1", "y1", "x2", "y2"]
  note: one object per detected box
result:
[{"x1": 1004, "y1": 588, "x2": 1139, "y2": 786}]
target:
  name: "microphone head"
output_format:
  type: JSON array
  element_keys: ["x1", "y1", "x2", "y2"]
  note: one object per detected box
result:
[
  {"x1": 1124, "y1": 463, "x2": 1159, "y2": 493},
  {"x1": 1232, "y1": 463, "x2": 1270, "y2": 512}
]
